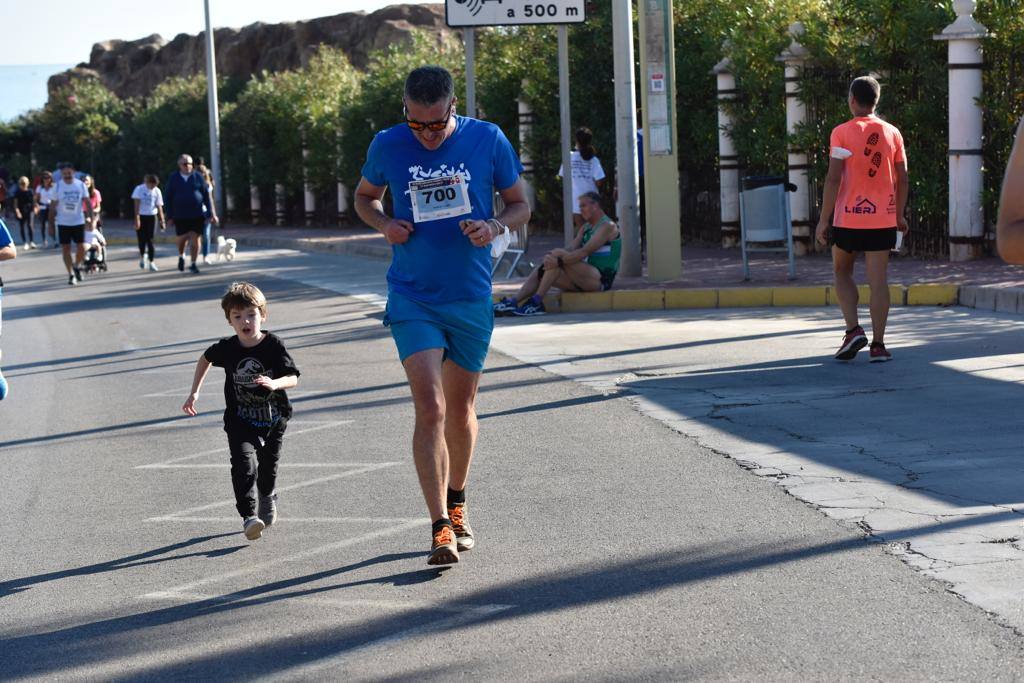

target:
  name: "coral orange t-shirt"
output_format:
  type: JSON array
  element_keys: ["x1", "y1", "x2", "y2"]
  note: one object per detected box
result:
[{"x1": 829, "y1": 116, "x2": 906, "y2": 229}]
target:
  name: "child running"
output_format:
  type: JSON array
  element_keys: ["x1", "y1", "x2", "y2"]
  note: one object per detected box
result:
[
  {"x1": 182, "y1": 282, "x2": 300, "y2": 540},
  {"x1": 815, "y1": 76, "x2": 908, "y2": 362}
]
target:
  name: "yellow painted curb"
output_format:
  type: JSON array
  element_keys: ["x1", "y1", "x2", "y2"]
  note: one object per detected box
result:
[
  {"x1": 907, "y1": 284, "x2": 958, "y2": 306},
  {"x1": 561, "y1": 291, "x2": 612, "y2": 312},
  {"x1": 665, "y1": 289, "x2": 718, "y2": 309},
  {"x1": 772, "y1": 287, "x2": 827, "y2": 307},
  {"x1": 612, "y1": 290, "x2": 665, "y2": 311},
  {"x1": 827, "y1": 285, "x2": 907, "y2": 306},
  {"x1": 719, "y1": 288, "x2": 773, "y2": 307},
  {"x1": 543, "y1": 294, "x2": 561, "y2": 313}
]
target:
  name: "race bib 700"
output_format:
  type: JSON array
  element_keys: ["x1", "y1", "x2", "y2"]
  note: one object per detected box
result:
[{"x1": 407, "y1": 175, "x2": 472, "y2": 224}]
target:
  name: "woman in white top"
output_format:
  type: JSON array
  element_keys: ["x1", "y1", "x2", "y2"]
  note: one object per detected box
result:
[
  {"x1": 34, "y1": 171, "x2": 56, "y2": 248},
  {"x1": 131, "y1": 174, "x2": 166, "y2": 271},
  {"x1": 558, "y1": 126, "x2": 606, "y2": 228}
]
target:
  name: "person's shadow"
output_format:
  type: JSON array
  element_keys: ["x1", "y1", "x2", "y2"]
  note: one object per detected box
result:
[{"x1": 0, "y1": 533, "x2": 243, "y2": 598}]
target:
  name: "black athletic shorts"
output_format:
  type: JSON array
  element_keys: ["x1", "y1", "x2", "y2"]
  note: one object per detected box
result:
[
  {"x1": 174, "y1": 216, "x2": 204, "y2": 236},
  {"x1": 830, "y1": 226, "x2": 897, "y2": 253},
  {"x1": 58, "y1": 224, "x2": 85, "y2": 245}
]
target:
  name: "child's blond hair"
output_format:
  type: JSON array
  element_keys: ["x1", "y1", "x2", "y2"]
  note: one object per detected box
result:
[{"x1": 221, "y1": 282, "x2": 267, "y2": 320}]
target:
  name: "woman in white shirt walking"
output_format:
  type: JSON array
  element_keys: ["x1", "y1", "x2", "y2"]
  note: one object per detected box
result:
[
  {"x1": 558, "y1": 126, "x2": 606, "y2": 228},
  {"x1": 131, "y1": 174, "x2": 166, "y2": 271}
]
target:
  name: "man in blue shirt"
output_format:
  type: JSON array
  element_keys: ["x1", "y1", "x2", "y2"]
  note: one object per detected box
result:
[
  {"x1": 355, "y1": 65, "x2": 530, "y2": 566},
  {"x1": 0, "y1": 217, "x2": 16, "y2": 399},
  {"x1": 165, "y1": 154, "x2": 218, "y2": 274}
]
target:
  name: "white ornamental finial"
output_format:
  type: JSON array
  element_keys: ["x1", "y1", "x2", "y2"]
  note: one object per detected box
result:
[
  {"x1": 938, "y1": 0, "x2": 987, "y2": 38},
  {"x1": 788, "y1": 22, "x2": 806, "y2": 40},
  {"x1": 953, "y1": 0, "x2": 977, "y2": 18}
]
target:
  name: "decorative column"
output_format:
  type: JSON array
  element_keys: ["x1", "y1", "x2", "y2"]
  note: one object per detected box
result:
[
  {"x1": 225, "y1": 189, "x2": 235, "y2": 215},
  {"x1": 935, "y1": 0, "x2": 989, "y2": 261},
  {"x1": 248, "y1": 151, "x2": 260, "y2": 224},
  {"x1": 302, "y1": 146, "x2": 315, "y2": 225},
  {"x1": 516, "y1": 87, "x2": 537, "y2": 211},
  {"x1": 777, "y1": 22, "x2": 812, "y2": 255},
  {"x1": 337, "y1": 182, "x2": 349, "y2": 224},
  {"x1": 274, "y1": 183, "x2": 286, "y2": 226},
  {"x1": 712, "y1": 42, "x2": 740, "y2": 248}
]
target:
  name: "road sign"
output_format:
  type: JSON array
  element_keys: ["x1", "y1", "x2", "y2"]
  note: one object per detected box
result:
[{"x1": 446, "y1": 0, "x2": 586, "y2": 27}]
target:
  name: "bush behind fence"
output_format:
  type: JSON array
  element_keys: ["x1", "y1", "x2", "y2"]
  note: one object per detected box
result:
[{"x1": 0, "y1": 1, "x2": 1021, "y2": 259}]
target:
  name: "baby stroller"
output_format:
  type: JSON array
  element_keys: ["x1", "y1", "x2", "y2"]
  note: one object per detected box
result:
[{"x1": 82, "y1": 227, "x2": 108, "y2": 274}]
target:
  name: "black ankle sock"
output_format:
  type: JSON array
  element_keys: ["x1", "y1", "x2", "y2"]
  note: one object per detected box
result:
[
  {"x1": 432, "y1": 518, "x2": 452, "y2": 533},
  {"x1": 870, "y1": 341, "x2": 884, "y2": 348},
  {"x1": 447, "y1": 487, "x2": 465, "y2": 506}
]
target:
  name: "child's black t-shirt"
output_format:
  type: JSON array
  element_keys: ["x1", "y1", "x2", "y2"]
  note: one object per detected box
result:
[{"x1": 204, "y1": 332, "x2": 300, "y2": 430}]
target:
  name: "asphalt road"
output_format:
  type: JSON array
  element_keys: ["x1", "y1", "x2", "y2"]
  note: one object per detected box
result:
[{"x1": 2, "y1": 244, "x2": 1023, "y2": 681}]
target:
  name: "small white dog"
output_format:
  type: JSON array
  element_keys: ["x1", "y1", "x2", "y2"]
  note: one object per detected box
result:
[{"x1": 214, "y1": 235, "x2": 237, "y2": 262}]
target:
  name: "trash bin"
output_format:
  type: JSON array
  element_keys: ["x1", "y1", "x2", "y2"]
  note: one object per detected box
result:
[{"x1": 739, "y1": 175, "x2": 797, "y2": 281}]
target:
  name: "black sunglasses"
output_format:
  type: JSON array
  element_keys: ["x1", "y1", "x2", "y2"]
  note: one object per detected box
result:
[{"x1": 404, "y1": 102, "x2": 454, "y2": 132}]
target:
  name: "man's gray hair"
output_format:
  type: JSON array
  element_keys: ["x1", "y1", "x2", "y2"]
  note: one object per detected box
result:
[{"x1": 404, "y1": 66, "x2": 455, "y2": 106}]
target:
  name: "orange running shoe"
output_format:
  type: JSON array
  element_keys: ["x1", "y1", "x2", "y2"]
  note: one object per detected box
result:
[
  {"x1": 448, "y1": 503, "x2": 475, "y2": 552},
  {"x1": 428, "y1": 523, "x2": 459, "y2": 565}
]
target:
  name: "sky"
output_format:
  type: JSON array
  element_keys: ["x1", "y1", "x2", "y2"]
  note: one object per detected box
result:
[{"x1": 3, "y1": 0, "x2": 440, "y2": 67}]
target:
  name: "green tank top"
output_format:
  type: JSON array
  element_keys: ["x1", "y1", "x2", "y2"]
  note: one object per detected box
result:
[{"x1": 582, "y1": 215, "x2": 620, "y2": 275}]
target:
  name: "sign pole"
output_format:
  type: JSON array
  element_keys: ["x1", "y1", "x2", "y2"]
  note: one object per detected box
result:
[
  {"x1": 204, "y1": 0, "x2": 223, "y2": 216},
  {"x1": 558, "y1": 24, "x2": 574, "y2": 247},
  {"x1": 463, "y1": 28, "x2": 476, "y2": 118},
  {"x1": 612, "y1": 0, "x2": 641, "y2": 276},
  {"x1": 638, "y1": 0, "x2": 681, "y2": 281}
]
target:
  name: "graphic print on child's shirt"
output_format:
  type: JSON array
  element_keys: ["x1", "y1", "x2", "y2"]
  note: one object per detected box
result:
[{"x1": 204, "y1": 332, "x2": 300, "y2": 430}]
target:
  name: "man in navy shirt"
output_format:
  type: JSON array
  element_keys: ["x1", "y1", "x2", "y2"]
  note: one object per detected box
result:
[
  {"x1": 355, "y1": 66, "x2": 530, "y2": 566},
  {"x1": 165, "y1": 154, "x2": 218, "y2": 274}
]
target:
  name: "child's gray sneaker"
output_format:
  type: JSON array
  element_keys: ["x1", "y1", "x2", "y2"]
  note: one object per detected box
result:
[
  {"x1": 243, "y1": 516, "x2": 266, "y2": 540},
  {"x1": 258, "y1": 493, "x2": 278, "y2": 527}
]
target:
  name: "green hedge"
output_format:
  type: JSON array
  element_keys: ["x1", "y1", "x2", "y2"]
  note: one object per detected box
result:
[{"x1": 1, "y1": 1, "x2": 1021, "y2": 256}]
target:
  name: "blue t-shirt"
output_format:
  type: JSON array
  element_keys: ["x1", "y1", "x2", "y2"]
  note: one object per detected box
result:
[
  {"x1": 0, "y1": 218, "x2": 12, "y2": 249},
  {"x1": 361, "y1": 116, "x2": 523, "y2": 303}
]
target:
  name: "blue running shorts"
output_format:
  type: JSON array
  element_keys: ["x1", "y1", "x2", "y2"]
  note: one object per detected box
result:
[{"x1": 383, "y1": 291, "x2": 494, "y2": 373}]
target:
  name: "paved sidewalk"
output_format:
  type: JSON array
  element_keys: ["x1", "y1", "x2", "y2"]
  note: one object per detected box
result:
[{"x1": 98, "y1": 218, "x2": 1024, "y2": 313}]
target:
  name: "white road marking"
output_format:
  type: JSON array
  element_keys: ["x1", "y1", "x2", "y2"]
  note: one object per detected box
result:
[
  {"x1": 136, "y1": 420, "x2": 355, "y2": 468},
  {"x1": 148, "y1": 464, "x2": 400, "y2": 520},
  {"x1": 265, "y1": 604, "x2": 514, "y2": 681},
  {"x1": 145, "y1": 516, "x2": 422, "y2": 524},
  {"x1": 143, "y1": 590, "x2": 511, "y2": 616},
  {"x1": 139, "y1": 462, "x2": 377, "y2": 469},
  {"x1": 142, "y1": 518, "x2": 428, "y2": 597}
]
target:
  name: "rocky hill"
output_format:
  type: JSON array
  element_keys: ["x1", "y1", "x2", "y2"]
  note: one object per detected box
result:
[{"x1": 48, "y1": 3, "x2": 450, "y2": 101}]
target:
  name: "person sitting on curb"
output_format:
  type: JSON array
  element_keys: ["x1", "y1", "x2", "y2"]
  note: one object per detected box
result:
[
  {"x1": 495, "y1": 191, "x2": 620, "y2": 316},
  {"x1": 997, "y1": 115, "x2": 1024, "y2": 264}
]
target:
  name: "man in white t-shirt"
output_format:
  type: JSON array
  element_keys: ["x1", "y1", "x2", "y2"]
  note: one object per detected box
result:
[
  {"x1": 131, "y1": 174, "x2": 166, "y2": 271},
  {"x1": 48, "y1": 163, "x2": 92, "y2": 286}
]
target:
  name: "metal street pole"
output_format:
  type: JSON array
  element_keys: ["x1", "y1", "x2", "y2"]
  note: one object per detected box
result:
[
  {"x1": 204, "y1": 0, "x2": 223, "y2": 217},
  {"x1": 558, "y1": 24, "x2": 574, "y2": 247},
  {"x1": 464, "y1": 28, "x2": 476, "y2": 118},
  {"x1": 612, "y1": 0, "x2": 641, "y2": 276}
]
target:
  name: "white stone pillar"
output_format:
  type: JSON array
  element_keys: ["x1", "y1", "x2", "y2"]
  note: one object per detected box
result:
[
  {"x1": 302, "y1": 147, "x2": 315, "y2": 225},
  {"x1": 248, "y1": 152, "x2": 260, "y2": 224},
  {"x1": 274, "y1": 183, "x2": 286, "y2": 226},
  {"x1": 516, "y1": 86, "x2": 537, "y2": 212},
  {"x1": 712, "y1": 44, "x2": 740, "y2": 248},
  {"x1": 935, "y1": 0, "x2": 989, "y2": 261},
  {"x1": 337, "y1": 182, "x2": 349, "y2": 224},
  {"x1": 778, "y1": 23, "x2": 812, "y2": 255},
  {"x1": 226, "y1": 189, "x2": 235, "y2": 214}
]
